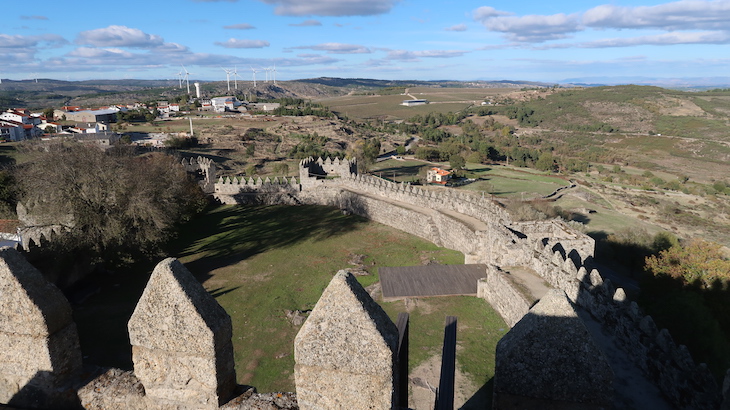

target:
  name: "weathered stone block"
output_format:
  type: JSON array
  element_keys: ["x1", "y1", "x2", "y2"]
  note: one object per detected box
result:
[
  {"x1": 294, "y1": 270, "x2": 398, "y2": 409},
  {"x1": 0, "y1": 247, "x2": 82, "y2": 407},
  {"x1": 128, "y1": 258, "x2": 236, "y2": 407}
]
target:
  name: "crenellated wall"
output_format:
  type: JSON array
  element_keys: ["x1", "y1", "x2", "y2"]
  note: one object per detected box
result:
[
  {"x1": 203, "y1": 158, "x2": 730, "y2": 408},
  {"x1": 512, "y1": 240, "x2": 726, "y2": 409},
  {"x1": 1, "y1": 155, "x2": 723, "y2": 408},
  {"x1": 182, "y1": 156, "x2": 217, "y2": 194}
]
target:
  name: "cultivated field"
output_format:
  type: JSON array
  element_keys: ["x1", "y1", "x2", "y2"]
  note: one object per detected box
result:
[{"x1": 317, "y1": 87, "x2": 517, "y2": 121}]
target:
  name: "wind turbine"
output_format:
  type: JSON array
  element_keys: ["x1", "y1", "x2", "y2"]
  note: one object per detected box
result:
[
  {"x1": 272, "y1": 64, "x2": 277, "y2": 85},
  {"x1": 181, "y1": 65, "x2": 192, "y2": 94},
  {"x1": 233, "y1": 66, "x2": 241, "y2": 90},
  {"x1": 175, "y1": 69, "x2": 183, "y2": 89},
  {"x1": 222, "y1": 67, "x2": 233, "y2": 92},
  {"x1": 250, "y1": 66, "x2": 257, "y2": 88}
]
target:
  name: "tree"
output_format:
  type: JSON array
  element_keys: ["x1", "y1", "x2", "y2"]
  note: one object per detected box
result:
[
  {"x1": 42, "y1": 107, "x2": 55, "y2": 120},
  {"x1": 16, "y1": 144, "x2": 206, "y2": 276},
  {"x1": 645, "y1": 239, "x2": 730, "y2": 289},
  {"x1": 535, "y1": 152, "x2": 556, "y2": 172},
  {"x1": 449, "y1": 154, "x2": 465, "y2": 171}
]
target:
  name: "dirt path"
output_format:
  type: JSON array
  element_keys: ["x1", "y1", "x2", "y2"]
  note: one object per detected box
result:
[{"x1": 408, "y1": 354, "x2": 486, "y2": 410}]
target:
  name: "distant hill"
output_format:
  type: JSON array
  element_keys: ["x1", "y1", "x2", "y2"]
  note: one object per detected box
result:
[
  {"x1": 0, "y1": 77, "x2": 556, "y2": 111},
  {"x1": 298, "y1": 77, "x2": 553, "y2": 89},
  {"x1": 498, "y1": 84, "x2": 730, "y2": 140}
]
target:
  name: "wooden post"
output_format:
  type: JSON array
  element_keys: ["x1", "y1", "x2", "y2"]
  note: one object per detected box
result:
[
  {"x1": 436, "y1": 316, "x2": 457, "y2": 410},
  {"x1": 396, "y1": 312, "x2": 409, "y2": 409}
]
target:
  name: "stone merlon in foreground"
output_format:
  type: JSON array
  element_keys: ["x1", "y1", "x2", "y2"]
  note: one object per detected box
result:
[
  {"x1": 0, "y1": 247, "x2": 82, "y2": 408},
  {"x1": 294, "y1": 270, "x2": 399, "y2": 409},
  {"x1": 128, "y1": 258, "x2": 236, "y2": 408}
]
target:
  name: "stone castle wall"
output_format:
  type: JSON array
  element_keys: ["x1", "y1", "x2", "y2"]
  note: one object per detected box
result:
[
  {"x1": 477, "y1": 267, "x2": 533, "y2": 328},
  {"x1": 491, "y1": 239, "x2": 726, "y2": 408},
  {"x1": 2, "y1": 156, "x2": 726, "y2": 408}
]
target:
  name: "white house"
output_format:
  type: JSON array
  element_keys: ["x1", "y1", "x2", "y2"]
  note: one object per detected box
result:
[
  {"x1": 211, "y1": 96, "x2": 243, "y2": 112},
  {"x1": 426, "y1": 167, "x2": 451, "y2": 185}
]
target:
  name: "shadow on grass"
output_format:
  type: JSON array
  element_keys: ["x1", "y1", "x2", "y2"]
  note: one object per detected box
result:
[
  {"x1": 167, "y1": 204, "x2": 366, "y2": 284},
  {"x1": 467, "y1": 167, "x2": 492, "y2": 173},
  {"x1": 74, "y1": 204, "x2": 364, "y2": 371},
  {"x1": 372, "y1": 164, "x2": 426, "y2": 177},
  {"x1": 461, "y1": 378, "x2": 493, "y2": 409},
  {"x1": 0, "y1": 145, "x2": 17, "y2": 167}
]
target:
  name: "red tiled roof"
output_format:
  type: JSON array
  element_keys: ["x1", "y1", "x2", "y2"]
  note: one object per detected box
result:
[{"x1": 0, "y1": 220, "x2": 19, "y2": 233}]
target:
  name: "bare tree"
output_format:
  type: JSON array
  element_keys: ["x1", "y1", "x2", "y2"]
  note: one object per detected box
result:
[{"x1": 16, "y1": 143, "x2": 206, "y2": 279}]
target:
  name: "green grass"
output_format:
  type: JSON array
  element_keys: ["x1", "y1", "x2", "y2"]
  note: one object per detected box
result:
[
  {"x1": 74, "y1": 204, "x2": 504, "y2": 396},
  {"x1": 460, "y1": 164, "x2": 569, "y2": 198}
]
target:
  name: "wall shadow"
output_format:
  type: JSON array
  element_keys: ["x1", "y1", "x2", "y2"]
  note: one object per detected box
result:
[
  {"x1": 461, "y1": 378, "x2": 493, "y2": 409},
  {"x1": 168, "y1": 204, "x2": 366, "y2": 283},
  {"x1": 72, "y1": 204, "x2": 364, "y2": 372}
]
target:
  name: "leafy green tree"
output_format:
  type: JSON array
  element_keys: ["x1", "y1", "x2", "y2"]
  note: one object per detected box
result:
[
  {"x1": 535, "y1": 152, "x2": 556, "y2": 172},
  {"x1": 449, "y1": 154, "x2": 465, "y2": 171},
  {"x1": 645, "y1": 239, "x2": 730, "y2": 289},
  {"x1": 42, "y1": 107, "x2": 55, "y2": 120}
]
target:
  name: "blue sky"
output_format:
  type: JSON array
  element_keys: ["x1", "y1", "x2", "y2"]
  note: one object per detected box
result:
[{"x1": 3, "y1": 0, "x2": 730, "y2": 83}]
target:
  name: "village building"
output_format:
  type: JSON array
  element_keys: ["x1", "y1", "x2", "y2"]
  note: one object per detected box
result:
[
  {"x1": 426, "y1": 167, "x2": 451, "y2": 184},
  {"x1": 401, "y1": 99, "x2": 429, "y2": 106},
  {"x1": 56, "y1": 108, "x2": 118, "y2": 123},
  {"x1": 211, "y1": 96, "x2": 244, "y2": 112}
]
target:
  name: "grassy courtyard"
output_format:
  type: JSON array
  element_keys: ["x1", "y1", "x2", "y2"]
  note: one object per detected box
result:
[{"x1": 74, "y1": 204, "x2": 506, "y2": 403}]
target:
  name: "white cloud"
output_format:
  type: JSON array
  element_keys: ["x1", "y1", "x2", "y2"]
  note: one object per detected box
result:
[
  {"x1": 445, "y1": 24, "x2": 468, "y2": 32},
  {"x1": 153, "y1": 42, "x2": 190, "y2": 53},
  {"x1": 224, "y1": 23, "x2": 256, "y2": 30},
  {"x1": 481, "y1": 13, "x2": 582, "y2": 42},
  {"x1": 583, "y1": 0, "x2": 730, "y2": 31},
  {"x1": 289, "y1": 19, "x2": 322, "y2": 27},
  {"x1": 68, "y1": 47, "x2": 135, "y2": 59},
  {"x1": 75, "y1": 26, "x2": 164, "y2": 48},
  {"x1": 215, "y1": 38, "x2": 270, "y2": 48},
  {"x1": 387, "y1": 49, "x2": 467, "y2": 61},
  {"x1": 537, "y1": 30, "x2": 730, "y2": 49},
  {"x1": 473, "y1": 6, "x2": 512, "y2": 20},
  {"x1": 0, "y1": 34, "x2": 66, "y2": 48},
  {"x1": 259, "y1": 0, "x2": 398, "y2": 16},
  {"x1": 289, "y1": 43, "x2": 371, "y2": 54}
]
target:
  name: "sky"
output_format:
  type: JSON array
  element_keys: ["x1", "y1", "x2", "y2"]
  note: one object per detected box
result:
[{"x1": 2, "y1": 0, "x2": 730, "y2": 84}]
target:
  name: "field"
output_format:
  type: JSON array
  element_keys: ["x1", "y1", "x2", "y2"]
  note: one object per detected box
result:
[
  {"x1": 74, "y1": 204, "x2": 505, "y2": 406},
  {"x1": 317, "y1": 87, "x2": 516, "y2": 121}
]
